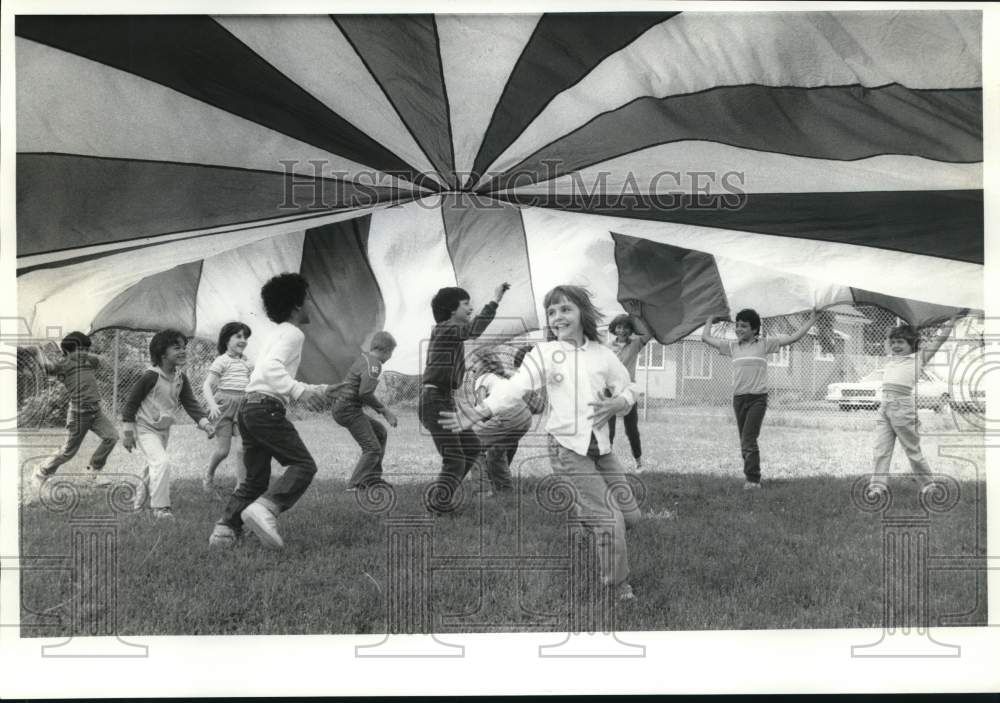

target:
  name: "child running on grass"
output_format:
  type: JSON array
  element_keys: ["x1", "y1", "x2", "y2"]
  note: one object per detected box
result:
[
  {"x1": 868, "y1": 312, "x2": 964, "y2": 494},
  {"x1": 121, "y1": 330, "x2": 215, "y2": 519},
  {"x1": 420, "y1": 281, "x2": 509, "y2": 513},
  {"x1": 334, "y1": 331, "x2": 399, "y2": 492},
  {"x1": 441, "y1": 285, "x2": 641, "y2": 601},
  {"x1": 607, "y1": 313, "x2": 653, "y2": 470},
  {"x1": 28, "y1": 332, "x2": 119, "y2": 498},
  {"x1": 209, "y1": 273, "x2": 344, "y2": 550},
  {"x1": 701, "y1": 308, "x2": 817, "y2": 490},
  {"x1": 202, "y1": 322, "x2": 253, "y2": 495}
]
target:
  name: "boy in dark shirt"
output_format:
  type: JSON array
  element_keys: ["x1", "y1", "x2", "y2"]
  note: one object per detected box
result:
[
  {"x1": 334, "y1": 331, "x2": 398, "y2": 491},
  {"x1": 29, "y1": 332, "x2": 119, "y2": 497},
  {"x1": 419, "y1": 282, "x2": 509, "y2": 513}
]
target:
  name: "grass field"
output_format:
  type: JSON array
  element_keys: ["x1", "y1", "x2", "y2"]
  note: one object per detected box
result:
[{"x1": 17, "y1": 407, "x2": 988, "y2": 635}]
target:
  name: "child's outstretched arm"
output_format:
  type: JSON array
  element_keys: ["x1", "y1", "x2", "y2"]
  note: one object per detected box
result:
[
  {"x1": 920, "y1": 311, "x2": 966, "y2": 364},
  {"x1": 180, "y1": 374, "x2": 215, "y2": 439},
  {"x1": 464, "y1": 282, "x2": 510, "y2": 341},
  {"x1": 775, "y1": 310, "x2": 818, "y2": 347},
  {"x1": 701, "y1": 316, "x2": 729, "y2": 351},
  {"x1": 202, "y1": 370, "x2": 221, "y2": 421}
]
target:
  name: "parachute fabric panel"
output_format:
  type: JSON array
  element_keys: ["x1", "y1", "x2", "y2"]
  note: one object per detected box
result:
[
  {"x1": 15, "y1": 15, "x2": 435, "y2": 189},
  {"x1": 489, "y1": 85, "x2": 981, "y2": 190},
  {"x1": 500, "y1": 190, "x2": 983, "y2": 264},
  {"x1": 15, "y1": 36, "x2": 415, "y2": 191},
  {"x1": 485, "y1": 12, "x2": 981, "y2": 179},
  {"x1": 193, "y1": 231, "x2": 308, "y2": 363},
  {"x1": 470, "y1": 12, "x2": 678, "y2": 184},
  {"x1": 850, "y1": 290, "x2": 967, "y2": 329},
  {"x1": 504, "y1": 146, "x2": 982, "y2": 195},
  {"x1": 299, "y1": 217, "x2": 386, "y2": 383},
  {"x1": 441, "y1": 194, "x2": 538, "y2": 340},
  {"x1": 364, "y1": 199, "x2": 458, "y2": 375},
  {"x1": 17, "y1": 154, "x2": 379, "y2": 258},
  {"x1": 335, "y1": 15, "x2": 456, "y2": 189},
  {"x1": 214, "y1": 15, "x2": 440, "y2": 187},
  {"x1": 613, "y1": 233, "x2": 729, "y2": 345},
  {"x1": 435, "y1": 14, "x2": 541, "y2": 184},
  {"x1": 92, "y1": 261, "x2": 203, "y2": 334},
  {"x1": 518, "y1": 207, "x2": 980, "y2": 310}
]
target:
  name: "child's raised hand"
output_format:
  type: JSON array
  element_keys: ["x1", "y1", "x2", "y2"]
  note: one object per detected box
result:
[{"x1": 494, "y1": 282, "x2": 511, "y2": 301}]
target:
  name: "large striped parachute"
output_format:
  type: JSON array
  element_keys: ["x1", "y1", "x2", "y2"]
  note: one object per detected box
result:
[{"x1": 16, "y1": 12, "x2": 982, "y2": 379}]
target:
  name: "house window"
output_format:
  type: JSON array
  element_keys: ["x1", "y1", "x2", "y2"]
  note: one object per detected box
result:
[
  {"x1": 683, "y1": 345, "x2": 712, "y2": 379},
  {"x1": 814, "y1": 340, "x2": 834, "y2": 362},
  {"x1": 644, "y1": 341, "x2": 665, "y2": 370},
  {"x1": 768, "y1": 345, "x2": 790, "y2": 368}
]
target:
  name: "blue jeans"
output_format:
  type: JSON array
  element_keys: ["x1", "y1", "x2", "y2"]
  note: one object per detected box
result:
[
  {"x1": 335, "y1": 409, "x2": 387, "y2": 488},
  {"x1": 219, "y1": 395, "x2": 317, "y2": 530}
]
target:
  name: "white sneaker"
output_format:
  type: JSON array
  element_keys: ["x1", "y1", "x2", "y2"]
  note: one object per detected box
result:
[
  {"x1": 634, "y1": 458, "x2": 643, "y2": 471},
  {"x1": 26, "y1": 469, "x2": 49, "y2": 505},
  {"x1": 616, "y1": 583, "x2": 636, "y2": 602},
  {"x1": 866, "y1": 481, "x2": 889, "y2": 499},
  {"x1": 152, "y1": 507, "x2": 175, "y2": 520},
  {"x1": 208, "y1": 524, "x2": 238, "y2": 549},
  {"x1": 744, "y1": 481, "x2": 762, "y2": 491},
  {"x1": 644, "y1": 508, "x2": 676, "y2": 520},
  {"x1": 241, "y1": 501, "x2": 284, "y2": 549}
]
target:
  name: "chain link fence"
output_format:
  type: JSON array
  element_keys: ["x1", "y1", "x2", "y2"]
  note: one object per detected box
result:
[{"x1": 15, "y1": 305, "x2": 985, "y2": 430}]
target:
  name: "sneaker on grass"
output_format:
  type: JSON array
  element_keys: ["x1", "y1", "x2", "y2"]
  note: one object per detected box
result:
[
  {"x1": 241, "y1": 501, "x2": 284, "y2": 550},
  {"x1": 208, "y1": 524, "x2": 238, "y2": 549},
  {"x1": 615, "y1": 582, "x2": 636, "y2": 602},
  {"x1": 25, "y1": 468, "x2": 49, "y2": 506},
  {"x1": 743, "y1": 481, "x2": 762, "y2": 491}
]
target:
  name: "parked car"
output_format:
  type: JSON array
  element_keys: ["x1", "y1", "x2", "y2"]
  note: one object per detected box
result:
[{"x1": 825, "y1": 369, "x2": 951, "y2": 412}]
